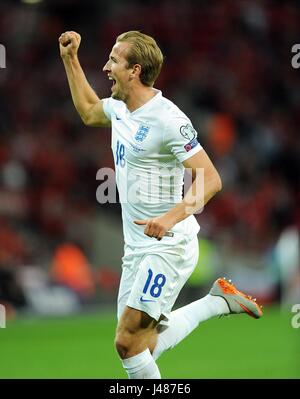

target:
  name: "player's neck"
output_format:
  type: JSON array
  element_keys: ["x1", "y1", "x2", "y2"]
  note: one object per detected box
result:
[{"x1": 125, "y1": 86, "x2": 157, "y2": 113}]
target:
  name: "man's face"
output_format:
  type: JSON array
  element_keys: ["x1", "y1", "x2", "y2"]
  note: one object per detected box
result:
[{"x1": 103, "y1": 41, "x2": 133, "y2": 102}]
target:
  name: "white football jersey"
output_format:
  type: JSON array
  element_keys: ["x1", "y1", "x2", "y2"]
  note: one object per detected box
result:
[{"x1": 102, "y1": 90, "x2": 202, "y2": 247}]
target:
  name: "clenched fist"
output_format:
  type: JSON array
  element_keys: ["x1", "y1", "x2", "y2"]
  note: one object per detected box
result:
[{"x1": 59, "y1": 31, "x2": 81, "y2": 59}]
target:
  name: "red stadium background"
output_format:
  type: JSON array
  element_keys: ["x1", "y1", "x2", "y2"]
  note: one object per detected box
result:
[{"x1": 0, "y1": 0, "x2": 299, "y2": 321}]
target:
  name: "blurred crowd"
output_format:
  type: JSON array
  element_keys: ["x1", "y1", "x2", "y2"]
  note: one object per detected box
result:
[{"x1": 0, "y1": 0, "x2": 299, "y2": 312}]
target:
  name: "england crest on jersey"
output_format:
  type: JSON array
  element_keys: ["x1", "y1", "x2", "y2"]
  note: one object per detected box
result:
[{"x1": 134, "y1": 124, "x2": 150, "y2": 143}]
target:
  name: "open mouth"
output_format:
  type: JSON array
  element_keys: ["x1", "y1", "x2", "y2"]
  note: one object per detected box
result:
[{"x1": 109, "y1": 76, "x2": 116, "y2": 90}]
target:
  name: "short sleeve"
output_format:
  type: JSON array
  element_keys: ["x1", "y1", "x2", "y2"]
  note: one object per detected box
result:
[
  {"x1": 102, "y1": 97, "x2": 113, "y2": 121},
  {"x1": 164, "y1": 115, "x2": 202, "y2": 162}
]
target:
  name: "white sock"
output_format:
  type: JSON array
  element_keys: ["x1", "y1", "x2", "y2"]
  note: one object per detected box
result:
[
  {"x1": 153, "y1": 294, "x2": 229, "y2": 360},
  {"x1": 122, "y1": 348, "x2": 161, "y2": 379}
]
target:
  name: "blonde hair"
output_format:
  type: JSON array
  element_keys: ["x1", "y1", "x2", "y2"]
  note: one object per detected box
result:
[{"x1": 116, "y1": 31, "x2": 164, "y2": 87}]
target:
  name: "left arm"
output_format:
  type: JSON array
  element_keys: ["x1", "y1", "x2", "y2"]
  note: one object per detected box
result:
[
  {"x1": 134, "y1": 149, "x2": 222, "y2": 239},
  {"x1": 167, "y1": 148, "x2": 222, "y2": 223}
]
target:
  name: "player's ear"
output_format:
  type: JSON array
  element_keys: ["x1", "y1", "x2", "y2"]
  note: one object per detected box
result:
[{"x1": 130, "y1": 64, "x2": 142, "y2": 80}]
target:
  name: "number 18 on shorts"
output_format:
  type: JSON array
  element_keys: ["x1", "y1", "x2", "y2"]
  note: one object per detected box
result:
[{"x1": 126, "y1": 242, "x2": 198, "y2": 322}]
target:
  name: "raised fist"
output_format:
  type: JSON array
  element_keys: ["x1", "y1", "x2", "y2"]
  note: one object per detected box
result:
[{"x1": 59, "y1": 31, "x2": 81, "y2": 59}]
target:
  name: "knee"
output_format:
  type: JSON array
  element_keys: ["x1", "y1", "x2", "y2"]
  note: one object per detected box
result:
[
  {"x1": 114, "y1": 329, "x2": 135, "y2": 359},
  {"x1": 115, "y1": 307, "x2": 158, "y2": 359}
]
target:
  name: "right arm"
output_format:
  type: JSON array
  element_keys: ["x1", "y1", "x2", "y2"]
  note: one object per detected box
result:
[{"x1": 59, "y1": 31, "x2": 111, "y2": 127}]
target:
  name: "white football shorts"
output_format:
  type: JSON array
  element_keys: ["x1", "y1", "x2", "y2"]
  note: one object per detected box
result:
[{"x1": 117, "y1": 234, "x2": 199, "y2": 322}]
